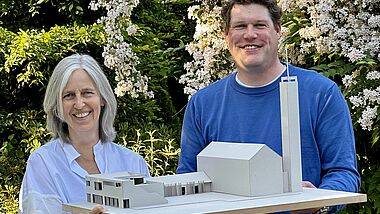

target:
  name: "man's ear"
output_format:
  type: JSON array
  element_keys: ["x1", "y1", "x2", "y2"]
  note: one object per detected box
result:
[
  {"x1": 225, "y1": 32, "x2": 231, "y2": 49},
  {"x1": 275, "y1": 24, "x2": 281, "y2": 38}
]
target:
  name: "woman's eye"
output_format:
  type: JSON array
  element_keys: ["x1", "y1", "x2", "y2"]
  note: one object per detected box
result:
[
  {"x1": 63, "y1": 93, "x2": 73, "y2": 99},
  {"x1": 83, "y1": 91, "x2": 95, "y2": 96}
]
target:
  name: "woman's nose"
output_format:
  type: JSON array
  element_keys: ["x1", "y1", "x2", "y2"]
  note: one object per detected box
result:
[{"x1": 74, "y1": 95, "x2": 85, "y2": 109}]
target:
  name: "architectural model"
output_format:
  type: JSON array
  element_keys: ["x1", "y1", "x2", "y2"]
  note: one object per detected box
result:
[
  {"x1": 71, "y1": 75, "x2": 305, "y2": 211},
  {"x1": 85, "y1": 142, "x2": 288, "y2": 209}
]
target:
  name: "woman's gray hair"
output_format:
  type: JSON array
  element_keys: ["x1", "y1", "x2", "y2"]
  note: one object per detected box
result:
[{"x1": 43, "y1": 53, "x2": 117, "y2": 143}]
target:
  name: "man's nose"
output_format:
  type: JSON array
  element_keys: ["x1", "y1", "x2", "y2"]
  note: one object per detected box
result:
[{"x1": 244, "y1": 25, "x2": 258, "y2": 39}]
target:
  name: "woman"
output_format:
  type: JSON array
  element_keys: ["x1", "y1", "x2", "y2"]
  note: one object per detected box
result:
[{"x1": 19, "y1": 54, "x2": 149, "y2": 213}]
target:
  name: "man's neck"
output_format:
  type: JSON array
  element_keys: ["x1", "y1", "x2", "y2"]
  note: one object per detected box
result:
[
  {"x1": 236, "y1": 67, "x2": 286, "y2": 88},
  {"x1": 236, "y1": 61, "x2": 285, "y2": 87}
]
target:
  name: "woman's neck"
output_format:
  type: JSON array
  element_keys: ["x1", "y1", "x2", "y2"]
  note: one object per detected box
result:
[
  {"x1": 69, "y1": 132, "x2": 101, "y2": 174},
  {"x1": 73, "y1": 142, "x2": 101, "y2": 174},
  {"x1": 69, "y1": 130, "x2": 99, "y2": 149}
]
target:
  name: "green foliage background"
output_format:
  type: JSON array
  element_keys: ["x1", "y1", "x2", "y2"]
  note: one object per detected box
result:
[{"x1": 0, "y1": 0, "x2": 378, "y2": 213}]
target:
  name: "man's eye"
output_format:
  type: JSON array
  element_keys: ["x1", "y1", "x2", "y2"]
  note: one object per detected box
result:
[
  {"x1": 234, "y1": 25, "x2": 245, "y2": 29},
  {"x1": 255, "y1": 24, "x2": 267, "y2": 28}
]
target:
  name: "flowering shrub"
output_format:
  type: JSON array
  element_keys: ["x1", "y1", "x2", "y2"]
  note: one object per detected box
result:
[
  {"x1": 279, "y1": 0, "x2": 380, "y2": 132},
  {"x1": 180, "y1": 1, "x2": 233, "y2": 96},
  {"x1": 90, "y1": 0, "x2": 154, "y2": 98},
  {"x1": 343, "y1": 61, "x2": 379, "y2": 131}
]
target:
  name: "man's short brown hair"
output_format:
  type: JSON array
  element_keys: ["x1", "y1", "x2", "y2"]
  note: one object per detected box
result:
[{"x1": 221, "y1": 0, "x2": 282, "y2": 34}]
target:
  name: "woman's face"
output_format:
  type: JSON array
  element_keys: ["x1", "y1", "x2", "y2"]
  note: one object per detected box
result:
[{"x1": 62, "y1": 69, "x2": 104, "y2": 138}]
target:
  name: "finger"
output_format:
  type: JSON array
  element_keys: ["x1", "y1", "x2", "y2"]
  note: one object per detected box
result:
[
  {"x1": 89, "y1": 205, "x2": 106, "y2": 214},
  {"x1": 302, "y1": 181, "x2": 316, "y2": 188}
]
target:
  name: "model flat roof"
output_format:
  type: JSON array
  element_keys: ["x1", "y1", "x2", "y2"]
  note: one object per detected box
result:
[
  {"x1": 146, "y1": 172, "x2": 211, "y2": 185},
  {"x1": 86, "y1": 171, "x2": 144, "y2": 181}
]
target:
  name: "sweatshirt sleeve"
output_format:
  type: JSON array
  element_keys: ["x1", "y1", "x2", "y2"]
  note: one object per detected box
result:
[
  {"x1": 316, "y1": 84, "x2": 360, "y2": 193},
  {"x1": 177, "y1": 96, "x2": 207, "y2": 174}
]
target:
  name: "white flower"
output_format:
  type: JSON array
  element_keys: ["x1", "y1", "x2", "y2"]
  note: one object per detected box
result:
[
  {"x1": 187, "y1": 5, "x2": 200, "y2": 19},
  {"x1": 180, "y1": 4, "x2": 233, "y2": 96},
  {"x1": 89, "y1": 0, "x2": 153, "y2": 98},
  {"x1": 366, "y1": 70, "x2": 380, "y2": 80},
  {"x1": 126, "y1": 25, "x2": 137, "y2": 35},
  {"x1": 363, "y1": 89, "x2": 380, "y2": 104},
  {"x1": 349, "y1": 95, "x2": 365, "y2": 108},
  {"x1": 345, "y1": 47, "x2": 366, "y2": 62},
  {"x1": 358, "y1": 106, "x2": 378, "y2": 130},
  {"x1": 299, "y1": 26, "x2": 321, "y2": 40},
  {"x1": 342, "y1": 75, "x2": 357, "y2": 87},
  {"x1": 89, "y1": 0, "x2": 99, "y2": 10},
  {"x1": 368, "y1": 15, "x2": 380, "y2": 28}
]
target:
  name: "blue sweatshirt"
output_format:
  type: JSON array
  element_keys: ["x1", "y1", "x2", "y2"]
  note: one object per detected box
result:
[{"x1": 177, "y1": 64, "x2": 360, "y2": 197}]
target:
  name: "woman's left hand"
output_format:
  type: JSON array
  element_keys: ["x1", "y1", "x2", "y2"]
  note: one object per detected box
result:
[{"x1": 89, "y1": 205, "x2": 106, "y2": 214}]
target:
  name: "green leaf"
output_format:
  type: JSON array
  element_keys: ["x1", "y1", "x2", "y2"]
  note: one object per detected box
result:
[{"x1": 36, "y1": 0, "x2": 47, "y2": 5}]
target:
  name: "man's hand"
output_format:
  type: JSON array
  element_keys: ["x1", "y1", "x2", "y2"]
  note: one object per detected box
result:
[
  {"x1": 290, "y1": 181, "x2": 320, "y2": 214},
  {"x1": 302, "y1": 180, "x2": 316, "y2": 188}
]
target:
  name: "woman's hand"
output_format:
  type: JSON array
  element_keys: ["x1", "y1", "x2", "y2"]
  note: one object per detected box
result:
[{"x1": 89, "y1": 205, "x2": 106, "y2": 214}]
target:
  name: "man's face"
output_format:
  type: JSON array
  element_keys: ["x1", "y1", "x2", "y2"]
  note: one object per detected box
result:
[{"x1": 225, "y1": 3, "x2": 281, "y2": 73}]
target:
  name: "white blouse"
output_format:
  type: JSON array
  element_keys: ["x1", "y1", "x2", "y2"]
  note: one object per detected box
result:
[{"x1": 19, "y1": 138, "x2": 149, "y2": 214}]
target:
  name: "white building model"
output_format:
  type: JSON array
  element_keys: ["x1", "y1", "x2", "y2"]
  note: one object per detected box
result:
[
  {"x1": 85, "y1": 171, "x2": 212, "y2": 209},
  {"x1": 84, "y1": 76, "x2": 302, "y2": 210}
]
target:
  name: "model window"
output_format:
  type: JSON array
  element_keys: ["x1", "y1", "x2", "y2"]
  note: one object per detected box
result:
[
  {"x1": 94, "y1": 181, "x2": 103, "y2": 190},
  {"x1": 103, "y1": 181, "x2": 115, "y2": 186},
  {"x1": 123, "y1": 199, "x2": 130, "y2": 208},
  {"x1": 92, "y1": 194, "x2": 103, "y2": 204},
  {"x1": 133, "y1": 177, "x2": 144, "y2": 185}
]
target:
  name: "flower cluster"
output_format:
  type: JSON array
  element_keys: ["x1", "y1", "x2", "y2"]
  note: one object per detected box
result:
[
  {"x1": 180, "y1": 1, "x2": 233, "y2": 97},
  {"x1": 89, "y1": 0, "x2": 153, "y2": 98},
  {"x1": 279, "y1": 0, "x2": 379, "y2": 64},
  {"x1": 277, "y1": 0, "x2": 380, "y2": 132},
  {"x1": 183, "y1": 0, "x2": 379, "y2": 130},
  {"x1": 345, "y1": 68, "x2": 380, "y2": 130}
]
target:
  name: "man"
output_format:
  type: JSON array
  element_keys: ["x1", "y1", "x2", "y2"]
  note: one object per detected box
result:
[{"x1": 177, "y1": 0, "x2": 360, "y2": 212}]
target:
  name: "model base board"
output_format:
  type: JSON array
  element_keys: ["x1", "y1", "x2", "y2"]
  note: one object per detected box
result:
[{"x1": 63, "y1": 187, "x2": 366, "y2": 214}]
